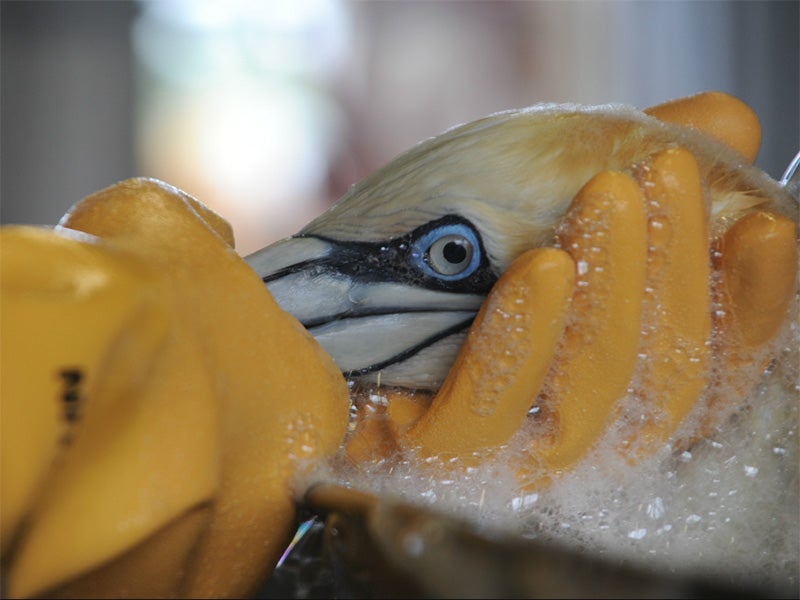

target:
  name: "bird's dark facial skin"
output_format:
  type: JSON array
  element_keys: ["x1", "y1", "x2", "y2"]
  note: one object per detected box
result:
[
  {"x1": 262, "y1": 215, "x2": 498, "y2": 300},
  {"x1": 251, "y1": 215, "x2": 497, "y2": 388}
]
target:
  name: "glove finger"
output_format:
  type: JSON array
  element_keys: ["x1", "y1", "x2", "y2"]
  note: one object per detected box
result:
[
  {"x1": 0, "y1": 227, "x2": 220, "y2": 600},
  {"x1": 701, "y1": 210, "x2": 798, "y2": 433},
  {"x1": 343, "y1": 401, "x2": 400, "y2": 466},
  {"x1": 0, "y1": 225, "x2": 173, "y2": 561},
  {"x1": 644, "y1": 91, "x2": 762, "y2": 163},
  {"x1": 717, "y1": 211, "x2": 797, "y2": 349},
  {"x1": 42, "y1": 505, "x2": 212, "y2": 599},
  {"x1": 403, "y1": 247, "x2": 575, "y2": 460},
  {"x1": 343, "y1": 389, "x2": 432, "y2": 466},
  {"x1": 519, "y1": 171, "x2": 648, "y2": 488},
  {"x1": 622, "y1": 147, "x2": 713, "y2": 456}
]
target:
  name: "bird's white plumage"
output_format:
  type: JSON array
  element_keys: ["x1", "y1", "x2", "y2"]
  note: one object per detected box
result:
[{"x1": 300, "y1": 103, "x2": 795, "y2": 274}]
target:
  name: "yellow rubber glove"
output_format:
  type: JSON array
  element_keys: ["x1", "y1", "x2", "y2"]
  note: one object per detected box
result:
[
  {"x1": 0, "y1": 179, "x2": 351, "y2": 598},
  {"x1": 343, "y1": 92, "x2": 798, "y2": 489}
]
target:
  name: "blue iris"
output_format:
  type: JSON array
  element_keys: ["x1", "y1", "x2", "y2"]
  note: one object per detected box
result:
[{"x1": 410, "y1": 222, "x2": 482, "y2": 281}]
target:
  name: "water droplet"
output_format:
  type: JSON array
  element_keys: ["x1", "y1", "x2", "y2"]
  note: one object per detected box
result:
[
  {"x1": 743, "y1": 465, "x2": 759, "y2": 477},
  {"x1": 420, "y1": 489, "x2": 437, "y2": 501},
  {"x1": 628, "y1": 528, "x2": 648, "y2": 540},
  {"x1": 656, "y1": 524, "x2": 672, "y2": 535},
  {"x1": 368, "y1": 392, "x2": 388, "y2": 407},
  {"x1": 646, "y1": 497, "x2": 665, "y2": 520},
  {"x1": 511, "y1": 493, "x2": 539, "y2": 510},
  {"x1": 648, "y1": 216, "x2": 672, "y2": 247}
]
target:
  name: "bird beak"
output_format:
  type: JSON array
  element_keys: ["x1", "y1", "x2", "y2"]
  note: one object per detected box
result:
[{"x1": 246, "y1": 237, "x2": 487, "y2": 389}]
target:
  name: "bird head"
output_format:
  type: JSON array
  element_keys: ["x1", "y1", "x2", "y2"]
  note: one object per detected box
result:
[{"x1": 247, "y1": 99, "x2": 795, "y2": 390}]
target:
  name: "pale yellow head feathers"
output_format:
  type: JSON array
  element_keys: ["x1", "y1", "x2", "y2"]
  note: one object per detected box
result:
[{"x1": 300, "y1": 101, "x2": 794, "y2": 274}]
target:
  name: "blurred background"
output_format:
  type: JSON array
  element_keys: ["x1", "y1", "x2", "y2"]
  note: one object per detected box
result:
[{"x1": 2, "y1": 0, "x2": 798, "y2": 255}]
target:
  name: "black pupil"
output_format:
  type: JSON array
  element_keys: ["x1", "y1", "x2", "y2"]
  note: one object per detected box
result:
[{"x1": 443, "y1": 240, "x2": 467, "y2": 264}]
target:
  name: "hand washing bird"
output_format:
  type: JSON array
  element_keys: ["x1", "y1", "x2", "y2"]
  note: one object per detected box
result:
[
  {"x1": 1, "y1": 92, "x2": 797, "y2": 598},
  {"x1": 249, "y1": 90, "x2": 797, "y2": 477}
]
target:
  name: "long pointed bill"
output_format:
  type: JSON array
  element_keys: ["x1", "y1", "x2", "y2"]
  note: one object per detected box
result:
[{"x1": 246, "y1": 237, "x2": 487, "y2": 389}]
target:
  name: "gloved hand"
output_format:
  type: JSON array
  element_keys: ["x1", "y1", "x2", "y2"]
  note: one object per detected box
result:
[
  {"x1": 343, "y1": 92, "x2": 798, "y2": 489},
  {"x1": 2, "y1": 92, "x2": 795, "y2": 599},
  {"x1": 0, "y1": 180, "x2": 351, "y2": 598}
]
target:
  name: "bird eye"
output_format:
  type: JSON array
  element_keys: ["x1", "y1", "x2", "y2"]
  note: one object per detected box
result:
[
  {"x1": 429, "y1": 234, "x2": 474, "y2": 275},
  {"x1": 411, "y1": 222, "x2": 482, "y2": 281}
]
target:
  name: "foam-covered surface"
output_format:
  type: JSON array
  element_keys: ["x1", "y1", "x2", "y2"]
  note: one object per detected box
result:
[{"x1": 304, "y1": 313, "x2": 798, "y2": 592}]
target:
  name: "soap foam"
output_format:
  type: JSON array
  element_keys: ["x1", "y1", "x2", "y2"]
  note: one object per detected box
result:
[{"x1": 299, "y1": 317, "x2": 798, "y2": 592}]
